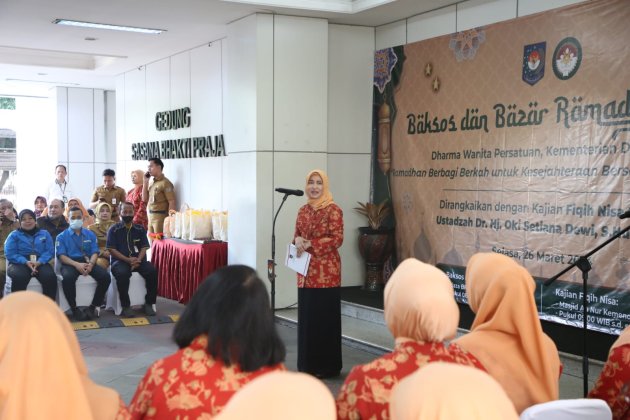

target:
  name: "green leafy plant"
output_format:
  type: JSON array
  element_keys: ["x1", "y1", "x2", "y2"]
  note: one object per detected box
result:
[{"x1": 354, "y1": 200, "x2": 391, "y2": 230}]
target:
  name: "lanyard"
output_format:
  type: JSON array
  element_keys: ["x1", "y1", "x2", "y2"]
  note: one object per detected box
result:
[
  {"x1": 57, "y1": 180, "x2": 66, "y2": 195},
  {"x1": 72, "y1": 231, "x2": 86, "y2": 257}
]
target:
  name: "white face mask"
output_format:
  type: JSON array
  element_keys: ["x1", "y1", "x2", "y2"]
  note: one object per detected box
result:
[{"x1": 69, "y1": 219, "x2": 83, "y2": 230}]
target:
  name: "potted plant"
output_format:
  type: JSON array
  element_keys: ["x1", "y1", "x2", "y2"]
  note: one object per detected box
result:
[{"x1": 354, "y1": 200, "x2": 395, "y2": 291}]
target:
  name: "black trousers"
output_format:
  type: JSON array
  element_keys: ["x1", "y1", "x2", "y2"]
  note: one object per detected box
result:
[
  {"x1": 60, "y1": 260, "x2": 110, "y2": 309},
  {"x1": 8, "y1": 263, "x2": 57, "y2": 301},
  {"x1": 111, "y1": 260, "x2": 158, "y2": 307},
  {"x1": 297, "y1": 287, "x2": 342, "y2": 376}
]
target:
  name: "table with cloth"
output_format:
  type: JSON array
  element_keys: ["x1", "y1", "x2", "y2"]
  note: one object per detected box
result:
[{"x1": 151, "y1": 238, "x2": 228, "y2": 303}]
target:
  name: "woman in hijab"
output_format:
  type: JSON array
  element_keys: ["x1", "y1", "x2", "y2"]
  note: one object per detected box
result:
[
  {"x1": 389, "y1": 362, "x2": 519, "y2": 420},
  {"x1": 217, "y1": 371, "x2": 336, "y2": 420},
  {"x1": 589, "y1": 325, "x2": 630, "y2": 419},
  {"x1": 293, "y1": 169, "x2": 344, "y2": 379},
  {"x1": 88, "y1": 202, "x2": 115, "y2": 269},
  {"x1": 0, "y1": 291, "x2": 130, "y2": 419},
  {"x1": 34, "y1": 196, "x2": 47, "y2": 218},
  {"x1": 64, "y1": 197, "x2": 94, "y2": 227},
  {"x1": 4, "y1": 209, "x2": 57, "y2": 300},
  {"x1": 129, "y1": 265, "x2": 285, "y2": 419},
  {"x1": 336, "y1": 258, "x2": 485, "y2": 419},
  {"x1": 126, "y1": 170, "x2": 148, "y2": 229},
  {"x1": 452, "y1": 252, "x2": 561, "y2": 413}
]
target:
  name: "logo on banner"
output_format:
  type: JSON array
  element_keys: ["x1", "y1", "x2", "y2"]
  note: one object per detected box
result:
[
  {"x1": 552, "y1": 37, "x2": 582, "y2": 80},
  {"x1": 522, "y1": 42, "x2": 546, "y2": 86}
]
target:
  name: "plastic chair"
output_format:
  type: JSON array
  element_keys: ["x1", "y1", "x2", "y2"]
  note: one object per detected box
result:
[
  {"x1": 4, "y1": 267, "x2": 44, "y2": 297},
  {"x1": 55, "y1": 258, "x2": 98, "y2": 314},
  {"x1": 106, "y1": 271, "x2": 156, "y2": 315},
  {"x1": 520, "y1": 399, "x2": 612, "y2": 420}
]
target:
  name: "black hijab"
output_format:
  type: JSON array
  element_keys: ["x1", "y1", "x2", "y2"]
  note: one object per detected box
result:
[{"x1": 18, "y1": 209, "x2": 39, "y2": 236}]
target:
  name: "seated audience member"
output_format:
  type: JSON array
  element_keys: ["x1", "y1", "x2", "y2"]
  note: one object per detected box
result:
[
  {"x1": 64, "y1": 197, "x2": 95, "y2": 227},
  {"x1": 34, "y1": 195, "x2": 47, "y2": 218},
  {"x1": 87, "y1": 202, "x2": 115, "y2": 269},
  {"x1": 452, "y1": 252, "x2": 561, "y2": 413},
  {"x1": 129, "y1": 265, "x2": 286, "y2": 419},
  {"x1": 0, "y1": 199, "x2": 18, "y2": 296},
  {"x1": 0, "y1": 291, "x2": 130, "y2": 418},
  {"x1": 37, "y1": 198, "x2": 69, "y2": 241},
  {"x1": 107, "y1": 202, "x2": 157, "y2": 317},
  {"x1": 217, "y1": 371, "x2": 336, "y2": 420},
  {"x1": 389, "y1": 362, "x2": 519, "y2": 420},
  {"x1": 56, "y1": 206, "x2": 111, "y2": 321},
  {"x1": 127, "y1": 169, "x2": 148, "y2": 229},
  {"x1": 4, "y1": 209, "x2": 57, "y2": 300},
  {"x1": 336, "y1": 258, "x2": 484, "y2": 419},
  {"x1": 589, "y1": 325, "x2": 630, "y2": 419},
  {"x1": 89, "y1": 168, "x2": 127, "y2": 222}
]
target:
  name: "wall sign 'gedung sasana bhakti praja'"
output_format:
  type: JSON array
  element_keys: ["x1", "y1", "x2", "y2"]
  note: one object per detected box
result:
[{"x1": 130, "y1": 107, "x2": 227, "y2": 160}]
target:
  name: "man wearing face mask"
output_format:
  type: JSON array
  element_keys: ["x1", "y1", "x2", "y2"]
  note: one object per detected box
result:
[
  {"x1": 56, "y1": 206, "x2": 111, "y2": 321},
  {"x1": 37, "y1": 199, "x2": 69, "y2": 241},
  {"x1": 107, "y1": 201, "x2": 158, "y2": 317}
]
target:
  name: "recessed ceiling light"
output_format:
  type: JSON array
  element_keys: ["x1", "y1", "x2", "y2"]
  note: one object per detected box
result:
[
  {"x1": 37, "y1": 73, "x2": 48, "y2": 76},
  {"x1": 84, "y1": 37, "x2": 97, "y2": 41},
  {"x1": 53, "y1": 19, "x2": 166, "y2": 34}
]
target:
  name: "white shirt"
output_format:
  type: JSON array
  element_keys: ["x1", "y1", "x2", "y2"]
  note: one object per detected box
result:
[{"x1": 46, "y1": 180, "x2": 75, "y2": 203}]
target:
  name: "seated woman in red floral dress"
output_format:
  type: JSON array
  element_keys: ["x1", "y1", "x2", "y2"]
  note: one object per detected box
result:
[
  {"x1": 129, "y1": 265, "x2": 286, "y2": 419},
  {"x1": 589, "y1": 325, "x2": 630, "y2": 419},
  {"x1": 336, "y1": 258, "x2": 485, "y2": 420}
]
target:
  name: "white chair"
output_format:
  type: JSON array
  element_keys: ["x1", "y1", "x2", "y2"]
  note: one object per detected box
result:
[
  {"x1": 520, "y1": 399, "x2": 612, "y2": 420},
  {"x1": 55, "y1": 259, "x2": 99, "y2": 314},
  {"x1": 106, "y1": 272, "x2": 156, "y2": 315}
]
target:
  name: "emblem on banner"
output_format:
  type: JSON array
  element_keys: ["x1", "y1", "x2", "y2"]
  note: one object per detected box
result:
[
  {"x1": 552, "y1": 37, "x2": 582, "y2": 80},
  {"x1": 522, "y1": 42, "x2": 546, "y2": 86}
]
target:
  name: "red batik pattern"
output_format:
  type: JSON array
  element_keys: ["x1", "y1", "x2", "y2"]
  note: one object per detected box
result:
[
  {"x1": 336, "y1": 340, "x2": 486, "y2": 420},
  {"x1": 294, "y1": 203, "x2": 343, "y2": 288},
  {"x1": 127, "y1": 187, "x2": 148, "y2": 229},
  {"x1": 589, "y1": 343, "x2": 630, "y2": 420},
  {"x1": 129, "y1": 336, "x2": 285, "y2": 420}
]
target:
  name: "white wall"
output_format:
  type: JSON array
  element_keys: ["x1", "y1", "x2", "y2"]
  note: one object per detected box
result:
[{"x1": 375, "y1": 0, "x2": 586, "y2": 48}]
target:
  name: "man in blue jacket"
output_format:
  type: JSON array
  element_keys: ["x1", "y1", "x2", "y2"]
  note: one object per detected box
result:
[
  {"x1": 107, "y1": 201, "x2": 158, "y2": 317},
  {"x1": 5, "y1": 209, "x2": 57, "y2": 299},
  {"x1": 56, "y1": 206, "x2": 110, "y2": 320}
]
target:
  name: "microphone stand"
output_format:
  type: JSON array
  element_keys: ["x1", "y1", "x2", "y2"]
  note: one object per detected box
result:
[
  {"x1": 544, "y1": 222, "x2": 630, "y2": 397},
  {"x1": 268, "y1": 193, "x2": 290, "y2": 311}
]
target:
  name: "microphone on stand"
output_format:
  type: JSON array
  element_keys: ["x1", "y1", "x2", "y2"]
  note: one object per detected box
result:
[
  {"x1": 275, "y1": 188, "x2": 304, "y2": 196},
  {"x1": 619, "y1": 209, "x2": 630, "y2": 219}
]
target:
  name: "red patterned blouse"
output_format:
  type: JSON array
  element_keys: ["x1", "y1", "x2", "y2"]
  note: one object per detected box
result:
[
  {"x1": 589, "y1": 343, "x2": 630, "y2": 419},
  {"x1": 336, "y1": 340, "x2": 486, "y2": 420},
  {"x1": 294, "y1": 203, "x2": 343, "y2": 288},
  {"x1": 129, "y1": 336, "x2": 285, "y2": 419},
  {"x1": 126, "y1": 186, "x2": 148, "y2": 229}
]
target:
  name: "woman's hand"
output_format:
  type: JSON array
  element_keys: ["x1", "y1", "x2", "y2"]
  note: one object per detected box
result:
[{"x1": 295, "y1": 237, "x2": 312, "y2": 257}]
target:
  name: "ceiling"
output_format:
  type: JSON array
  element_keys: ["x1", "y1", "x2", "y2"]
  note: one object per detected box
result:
[{"x1": 0, "y1": 0, "x2": 455, "y2": 97}]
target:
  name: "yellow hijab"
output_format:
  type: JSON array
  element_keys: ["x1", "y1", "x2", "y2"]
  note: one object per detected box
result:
[
  {"x1": 454, "y1": 253, "x2": 560, "y2": 413},
  {"x1": 305, "y1": 169, "x2": 334, "y2": 210},
  {"x1": 384, "y1": 258, "x2": 459, "y2": 343},
  {"x1": 389, "y1": 362, "x2": 519, "y2": 420},
  {"x1": 0, "y1": 291, "x2": 122, "y2": 419},
  {"x1": 217, "y1": 371, "x2": 336, "y2": 420}
]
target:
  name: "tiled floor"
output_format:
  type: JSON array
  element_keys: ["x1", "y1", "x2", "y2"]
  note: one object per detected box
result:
[{"x1": 78, "y1": 298, "x2": 604, "y2": 405}]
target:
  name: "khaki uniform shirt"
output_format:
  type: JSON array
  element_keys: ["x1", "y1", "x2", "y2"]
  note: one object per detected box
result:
[
  {"x1": 148, "y1": 175, "x2": 175, "y2": 212},
  {"x1": 91, "y1": 185, "x2": 127, "y2": 217},
  {"x1": 0, "y1": 218, "x2": 18, "y2": 258}
]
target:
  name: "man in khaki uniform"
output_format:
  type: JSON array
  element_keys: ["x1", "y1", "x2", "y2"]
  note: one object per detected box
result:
[
  {"x1": 89, "y1": 169, "x2": 127, "y2": 222},
  {"x1": 0, "y1": 199, "x2": 18, "y2": 296},
  {"x1": 142, "y1": 157, "x2": 176, "y2": 237}
]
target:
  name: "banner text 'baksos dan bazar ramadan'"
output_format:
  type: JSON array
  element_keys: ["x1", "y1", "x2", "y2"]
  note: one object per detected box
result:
[{"x1": 376, "y1": 0, "x2": 630, "y2": 334}]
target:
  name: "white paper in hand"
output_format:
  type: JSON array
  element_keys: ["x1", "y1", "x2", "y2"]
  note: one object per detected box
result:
[{"x1": 285, "y1": 243, "x2": 311, "y2": 276}]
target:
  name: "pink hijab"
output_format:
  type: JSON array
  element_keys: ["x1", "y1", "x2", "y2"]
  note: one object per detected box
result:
[{"x1": 384, "y1": 258, "x2": 459, "y2": 343}]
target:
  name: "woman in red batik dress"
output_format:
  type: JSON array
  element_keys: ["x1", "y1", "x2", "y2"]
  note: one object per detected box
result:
[
  {"x1": 336, "y1": 258, "x2": 485, "y2": 420},
  {"x1": 129, "y1": 265, "x2": 286, "y2": 419},
  {"x1": 589, "y1": 325, "x2": 630, "y2": 419},
  {"x1": 294, "y1": 169, "x2": 344, "y2": 378},
  {"x1": 126, "y1": 169, "x2": 148, "y2": 229}
]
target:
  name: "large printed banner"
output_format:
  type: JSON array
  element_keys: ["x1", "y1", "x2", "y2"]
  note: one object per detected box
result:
[{"x1": 377, "y1": 0, "x2": 630, "y2": 334}]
